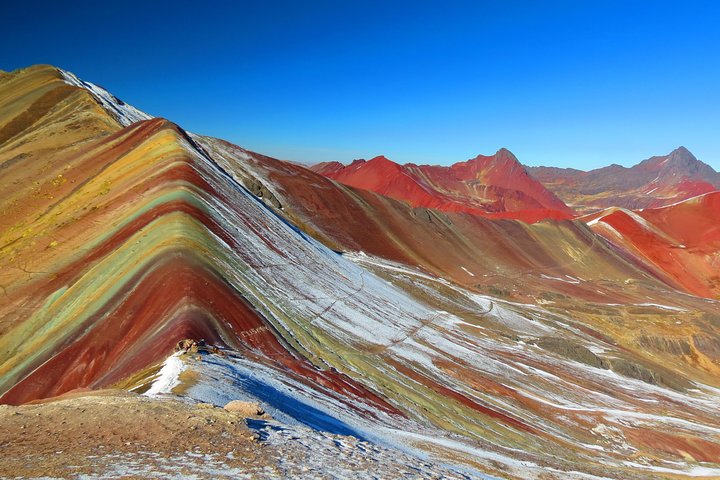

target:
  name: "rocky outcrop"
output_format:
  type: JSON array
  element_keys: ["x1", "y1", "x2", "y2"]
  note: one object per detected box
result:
[
  {"x1": 606, "y1": 358, "x2": 691, "y2": 391},
  {"x1": 637, "y1": 334, "x2": 692, "y2": 356},
  {"x1": 224, "y1": 400, "x2": 265, "y2": 416},
  {"x1": 534, "y1": 337, "x2": 606, "y2": 369}
]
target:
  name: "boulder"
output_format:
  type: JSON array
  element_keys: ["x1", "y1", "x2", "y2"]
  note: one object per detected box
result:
[
  {"x1": 223, "y1": 400, "x2": 264, "y2": 416},
  {"x1": 175, "y1": 338, "x2": 205, "y2": 354}
]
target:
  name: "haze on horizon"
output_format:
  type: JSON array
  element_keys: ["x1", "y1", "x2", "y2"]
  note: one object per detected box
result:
[{"x1": 4, "y1": 0, "x2": 720, "y2": 170}]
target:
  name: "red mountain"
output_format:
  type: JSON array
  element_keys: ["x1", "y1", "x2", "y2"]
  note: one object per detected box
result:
[
  {"x1": 311, "y1": 149, "x2": 574, "y2": 223},
  {"x1": 582, "y1": 191, "x2": 720, "y2": 297},
  {"x1": 529, "y1": 147, "x2": 720, "y2": 213}
]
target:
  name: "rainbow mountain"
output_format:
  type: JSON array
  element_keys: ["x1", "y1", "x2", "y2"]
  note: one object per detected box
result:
[{"x1": 1, "y1": 65, "x2": 720, "y2": 479}]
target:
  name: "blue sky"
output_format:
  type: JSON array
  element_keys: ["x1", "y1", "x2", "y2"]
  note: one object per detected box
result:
[{"x1": 4, "y1": 1, "x2": 720, "y2": 169}]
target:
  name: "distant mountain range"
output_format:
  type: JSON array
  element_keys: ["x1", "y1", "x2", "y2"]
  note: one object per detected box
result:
[
  {"x1": 310, "y1": 145, "x2": 720, "y2": 299},
  {"x1": 312, "y1": 148, "x2": 573, "y2": 223},
  {"x1": 313, "y1": 146, "x2": 720, "y2": 218},
  {"x1": 528, "y1": 146, "x2": 720, "y2": 213}
]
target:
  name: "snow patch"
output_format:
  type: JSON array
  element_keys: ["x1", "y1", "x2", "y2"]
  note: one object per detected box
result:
[
  {"x1": 144, "y1": 352, "x2": 185, "y2": 396},
  {"x1": 540, "y1": 274, "x2": 580, "y2": 284},
  {"x1": 59, "y1": 68, "x2": 152, "y2": 127},
  {"x1": 460, "y1": 266, "x2": 475, "y2": 277}
]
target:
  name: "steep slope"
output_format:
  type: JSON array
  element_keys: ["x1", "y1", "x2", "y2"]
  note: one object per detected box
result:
[
  {"x1": 311, "y1": 149, "x2": 574, "y2": 222},
  {"x1": 582, "y1": 192, "x2": 720, "y2": 298},
  {"x1": 2, "y1": 65, "x2": 720, "y2": 479},
  {"x1": 0, "y1": 67, "x2": 392, "y2": 415},
  {"x1": 203, "y1": 138, "x2": 659, "y2": 303},
  {"x1": 530, "y1": 147, "x2": 720, "y2": 213}
]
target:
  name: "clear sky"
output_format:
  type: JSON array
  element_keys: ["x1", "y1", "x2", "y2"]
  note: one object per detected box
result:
[{"x1": 4, "y1": 1, "x2": 720, "y2": 169}]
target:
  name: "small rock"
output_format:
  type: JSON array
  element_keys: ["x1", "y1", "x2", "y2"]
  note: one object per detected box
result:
[
  {"x1": 175, "y1": 338, "x2": 200, "y2": 354},
  {"x1": 223, "y1": 400, "x2": 264, "y2": 416}
]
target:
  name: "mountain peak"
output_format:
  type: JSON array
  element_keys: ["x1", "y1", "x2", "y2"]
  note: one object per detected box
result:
[
  {"x1": 495, "y1": 147, "x2": 517, "y2": 159},
  {"x1": 367, "y1": 155, "x2": 393, "y2": 163},
  {"x1": 666, "y1": 146, "x2": 697, "y2": 165},
  {"x1": 465, "y1": 148, "x2": 524, "y2": 174},
  {"x1": 671, "y1": 145, "x2": 692, "y2": 155},
  {"x1": 635, "y1": 147, "x2": 700, "y2": 172},
  {"x1": 464, "y1": 148, "x2": 521, "y2": 169},
  {"x1": 337, "y1": 155, "x2": 402, "y2": 174},
  {"x1": 363, "y1": 155, "x2": 401, "y2": 171}
]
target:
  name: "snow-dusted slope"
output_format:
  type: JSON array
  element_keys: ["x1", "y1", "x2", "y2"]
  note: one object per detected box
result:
[{"x1": 59, "y1": 68, "x2": 152, "y2": 126}]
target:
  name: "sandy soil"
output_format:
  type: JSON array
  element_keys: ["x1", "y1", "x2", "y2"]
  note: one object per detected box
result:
[
  {"x1": 0, "y1": 389, "x2": 273, "y2": 479},
  {"x1": 0, "y1": 390, "x2": 467, "y2": 479}
]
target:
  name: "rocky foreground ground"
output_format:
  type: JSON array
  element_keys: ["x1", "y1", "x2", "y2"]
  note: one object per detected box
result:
[{"x1": 0, "y1": 390, "x2": 470, "y2": 479}]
